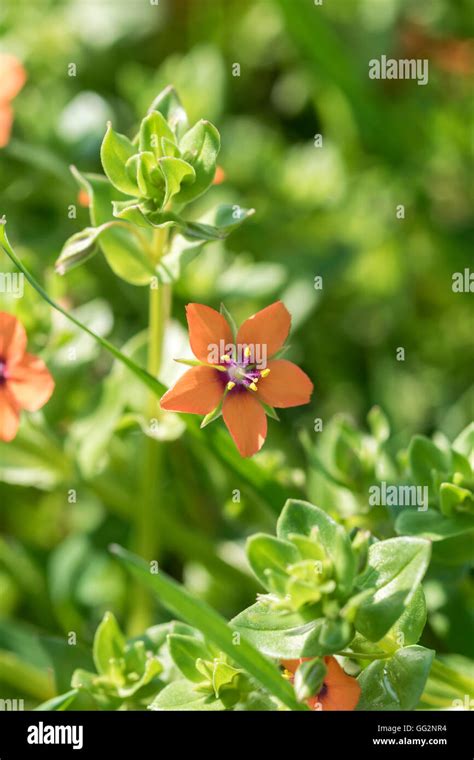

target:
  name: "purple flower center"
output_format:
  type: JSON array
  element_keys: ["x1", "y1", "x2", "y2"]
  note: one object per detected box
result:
[
  {"x1": 0, "y1": 358, "x2": 7, "y2": 386},
  {"x1": 221, "y1": 352, "x2": 269, "y2": 393}
]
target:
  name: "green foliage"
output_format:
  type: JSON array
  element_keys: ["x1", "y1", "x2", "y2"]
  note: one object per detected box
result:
[{"x1": 0, "y1": 0, "x2": 472, "y2": 715}]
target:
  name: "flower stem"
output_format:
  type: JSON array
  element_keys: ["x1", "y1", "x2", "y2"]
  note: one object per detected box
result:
[{"x1": 129, "y1": 228, "x2": 170, "y2": 634}]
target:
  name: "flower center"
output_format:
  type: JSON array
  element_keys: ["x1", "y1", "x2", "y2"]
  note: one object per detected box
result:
[
  {"x1": 221, "y1": 353, "x2": 270, "y2": 392},
  {"x1": 0, "y1": 358, "x2": 6, "y2": 386}
]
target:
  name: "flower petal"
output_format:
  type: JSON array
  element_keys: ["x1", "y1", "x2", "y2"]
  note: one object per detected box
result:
[
  {"x1": 186, "y1": 303, "x2": 234, "y2": 364},
  {"x1": 0, "y1": 312, "x2": 27, "y2": 365},
  {"x1": 7, "y1": 353, "x2": 55, "y2": 411},
  {"x1": 160, "y1": 366, "x2": 224, "y2": 414},
  {"x1": 0, "y1": 54, "x2": 27, "y2": 102},
  {"x1": 257, "y1": 359, "x2": 313, "y2": 408},
  {"x1": 236, "y1": 301, "x2": 291, "y2": 360},
  {"x1": 309, "y1": 657, "x2": 361, "y2": 711},
  {"x1": 0, "y1": 103, "x2": 13, "y2": 149},
  {"x1": 222, "y1": 390, "x2": 267, "y2": 458},
  {"x1": 0, "y1": 386, "x2": 20, "y2": 442}
]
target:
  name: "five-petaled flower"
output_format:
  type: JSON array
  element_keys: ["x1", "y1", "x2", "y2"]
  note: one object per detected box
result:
[
  {"x1": 160, "y1": 301, "x2": 313, "y2": 457},
  {"x1": 0, "y1": 312, "x2": 55, "y2": 442},
  {"x1": 282, "y1": 657, "x2": 361, "y2": 711}
]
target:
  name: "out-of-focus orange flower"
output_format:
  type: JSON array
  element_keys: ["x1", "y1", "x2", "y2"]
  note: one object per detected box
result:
[
  {"x1": 0, "y1": 313, "x2": 55, "y2": 442},
  {"x1": 212, "y1": 165, "x2": 226, "y2": 185},
  {"x1": 400, "y1": 23, "x2": 474, "y2": 76},
  {"x1": 0, "y1": 54, "x2": 26, "y2": 148},
  {"x1": 282, "y1": 657, "x2": 361, "y2": 711},
  {"x1": 160, "y1": 301, "x2": 313, "y2": 457},
  {"x1": 77, "y1": 189, "x2": 90, "y2": 208}
]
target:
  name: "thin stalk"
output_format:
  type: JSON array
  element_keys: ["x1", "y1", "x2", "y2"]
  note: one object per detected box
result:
[{"x1": 129, "y1": 228, "x2": 170, "y2": 634}]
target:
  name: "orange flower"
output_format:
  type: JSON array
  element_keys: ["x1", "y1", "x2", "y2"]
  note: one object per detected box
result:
[
  {"x1": 282, "y1": 657, "x2": 361, "y2": 711},
  {"x1": 212, "y1": 165, "x2": 226, "y2": 185},
  {"x1": 0, "y1": 313, "x2": 55, "y2": 442},
  {"x1": 160, "y1": 301, "x2": 313, "y2": 457},
  {"x1": 0, "y1": 54, "x2": 26, "y2": 148}
]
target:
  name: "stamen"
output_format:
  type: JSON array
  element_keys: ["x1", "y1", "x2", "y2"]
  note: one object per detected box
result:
[
  {"x1": 244, "y1": 345, "x2": 251, "y2": 359},
  {"x1": 248, "y1": 382, "x2": 258, "y2": 391},
  {"x1": 226, "y1": 381, "x2": 236, "y2": 391},
  {"x1": 221, "y1": 354, "x2": 231, "y2": 363},
  {"x1": 260, "y1": 368, "x2": 271, "y2": 378}
]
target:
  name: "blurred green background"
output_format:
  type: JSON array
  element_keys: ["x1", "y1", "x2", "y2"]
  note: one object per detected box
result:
[{"x1": 0, "y1": 0, "x2": 472, "y2": 706}]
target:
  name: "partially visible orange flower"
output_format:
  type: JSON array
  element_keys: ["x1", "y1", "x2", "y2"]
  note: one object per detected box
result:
[
  {"x1": 160, "y1": 301, "x2": 313, "y2": 457},
  {"x1": 77, "y1": 189, "x2": 90, "y2": 207},
  {"x1": 212, "y1": 165, "x2": 226, "y2": 185},
  {"x1": 0, "y1": 313, "x2": 55, "y2": 442},
  {"x1": 282, "y1": 657, "x2": 361, "y2": 711},
  {"x1": 0, "y1": 54, "x2": 26, "y2": 148}
]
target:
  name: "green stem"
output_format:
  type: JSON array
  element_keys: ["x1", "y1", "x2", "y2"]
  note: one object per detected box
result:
[{"x1": 129, "y1": 229, "x2": 170, "y2": 635}]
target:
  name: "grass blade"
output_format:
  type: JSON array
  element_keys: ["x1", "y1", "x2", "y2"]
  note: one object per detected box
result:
[{"x1": 110, "y1": 544, "x2": 304, "y2": 710}]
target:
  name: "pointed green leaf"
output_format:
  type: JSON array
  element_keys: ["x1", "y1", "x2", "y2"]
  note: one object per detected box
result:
[
  {"x1": 148, "y1": 85, "x2": 189, "y2": 139},
  {"x1": 139, "y1": 111, "x2": 175, "y2": 160},
  {"x1": 93, "y1": 611, "x2": 125, "y2": 677},
  {"x1": 175, "y1": 120, "x2": 220, "y2": 203},
  {"x1": 100, "y1": 122, "x2": 139, "y2": 196}
]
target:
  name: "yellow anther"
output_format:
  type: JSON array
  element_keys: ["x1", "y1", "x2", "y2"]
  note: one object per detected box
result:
[
  {"x1": 221, "y1": 354, "x2": 231, "y2": 363},
  {"x1": 260, "y1": 368, "x2": 271, "y2": 378},
  {"x1": 244, "y1": 345, "x2": 251, "y2": 358},
  {"x1": 226, "y1": 381, "x2": 236, "y2": 391},
  {"x1": 249, "y1": 382, "x2": 258, "y2": 391}
]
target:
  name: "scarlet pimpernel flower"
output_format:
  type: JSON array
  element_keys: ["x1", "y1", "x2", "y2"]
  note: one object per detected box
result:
[
  {"x1": 0, "y1": 313, "x2": 55, "y2": 442},
  {"x1": 160, "y1": 301, "x2": 313, "y2": 457},
  {"x1": 282, "y1": 657, "x2": 361, "y2": 711}
]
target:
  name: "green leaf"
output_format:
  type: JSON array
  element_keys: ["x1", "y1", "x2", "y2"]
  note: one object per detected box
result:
[
  {"x1": 110, "y1": 545, "x2": 304, "y2": 710},
  {"x1": 246, "y1": 534, "x2": 299, "y2": 590},
  {"x1": 367, "y1": 406, "x2": 390, "y2": 443},
  {"x1": 232, "y1": 602, "x2": 352, "y2": 658},
  {"x1": 354, "y1": 537, "x2": 431, "y2": 642},
  {"x1": 148, "y1": 85, "x2": 189, "y2": 140},
  {"x1": 408, "y1": 435, "x2": 452, "y2": 487},
  {"x1": 139, "y1": 111, "x2": 175, "y2": 160},
  {"x1": 133, "y1": 151, "x2": 165, "y2": 200},
  {"x1": 180, "y1": 206, "x2": 255, "y2": 241},
  {"x1": 200, "y1": 400, "x2": 223, "y2": 429},
  {"x1": 70, "y1": 166, "x2": 155, "y2": 285},
  {"x1": 0, "y1": 221, "x2": 166, "y2": 399},
  {"x1": 55, "y1": 221, "x2": 136, "y2": 275},
  {"x1": 294, "y1": 658, "x2": 326, "y2": 703},
  {"x1": 357, "y1": 645, "x2": 434, "y2": 710},
  {"x1": 175, "y1": 120, "x2": 220, "y2": 203},
  {"x1": 379, "y1": 585, "x2": 427, "y2": 651},
  {"x1": 159, "y1": 156, "x2": 196, "y2": 206},
  {"x1": 439, "y1": 482, "x2": 474, "y2": 517},
  {"x1": 261, "y1": 402, "x2": 280, "y2": 421},
  {"x1": 34, "y1": 689, "x2": 79, "y2": 711},
  {"x1": 92, "y1": 611, "x2": 125, "y2": 677},
  {"x1": 168, "y1": 634, "x2": 213, "y2": 683},
  {"x1": 220, "y1": 302, "x2": 237, "y2": 339},
  {"x1": 277, "y1": 500, "x2": 356, "y2": 598},
  {"x1": 452, "y1": 422, "x2": 474, "y2": 461},
  {"x1": 100, "y1": 122, "x2": 139, "y2": 196},
  {"x1": 150, "y1": 680, "x2": 225, "y2": 711},
  {"x1": 395, "y1": 509, "x2": 474, "y2": 541}
]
